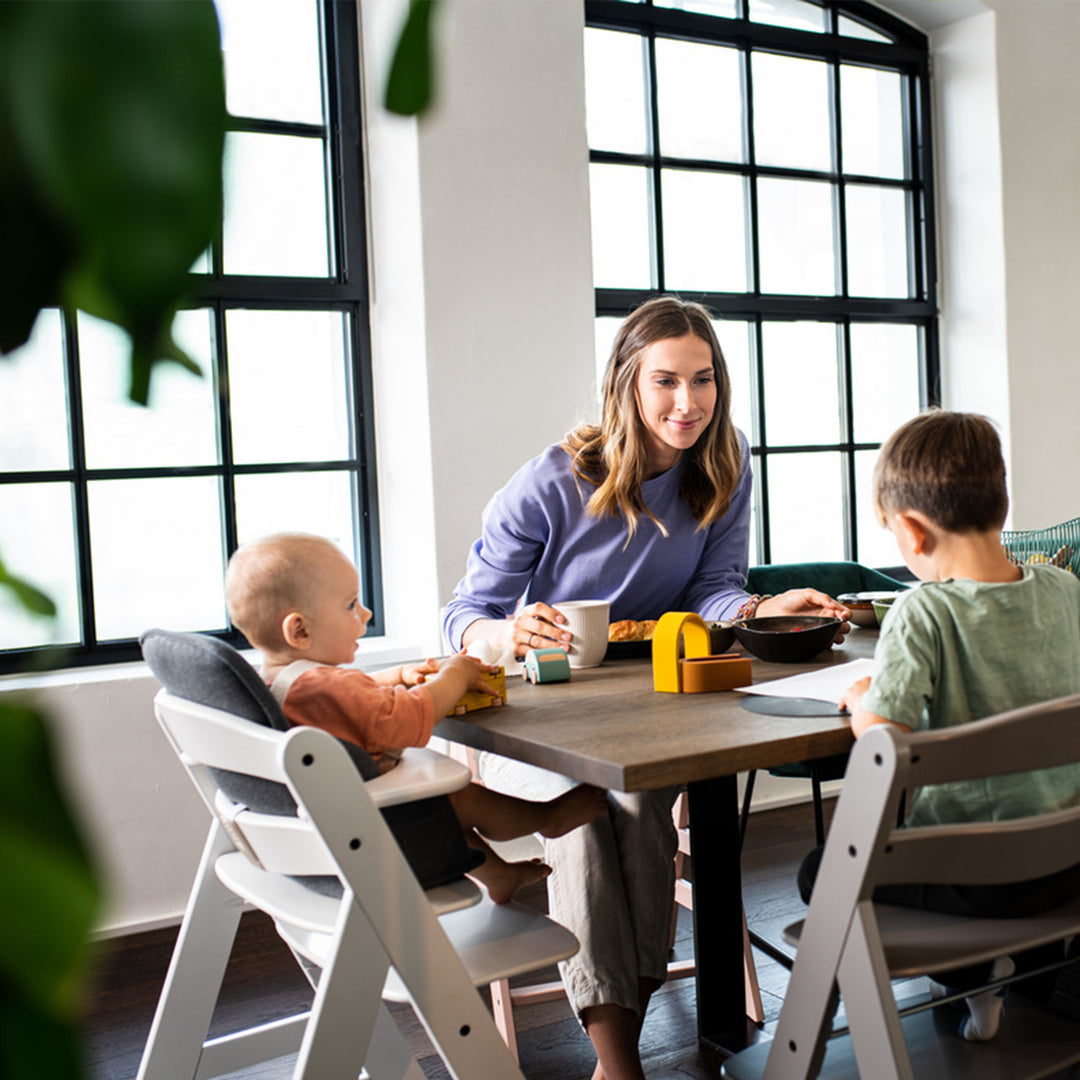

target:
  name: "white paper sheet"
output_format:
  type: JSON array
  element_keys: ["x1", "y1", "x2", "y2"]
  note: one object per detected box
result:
[{"x1": 734, "y1": 658, "x2": 875, "y2": 705}]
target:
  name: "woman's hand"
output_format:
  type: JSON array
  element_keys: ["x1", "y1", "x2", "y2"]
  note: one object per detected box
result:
[
  {"x1": 756, "y1": 588, "x2": 851, "y2": 644},
  {"x1": 509, "y1": 601, "x2": 572, "y2": 658}
]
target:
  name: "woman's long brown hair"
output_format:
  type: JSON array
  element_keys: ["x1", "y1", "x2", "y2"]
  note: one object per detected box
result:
[{"x1": 563, "y1": 296, "x2": 742, "y2": 539}]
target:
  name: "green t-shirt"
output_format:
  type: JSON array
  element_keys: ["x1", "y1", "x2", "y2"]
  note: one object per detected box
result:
[{"x1": 862, "y1": 563, "x2": 1080, "y2": 827}]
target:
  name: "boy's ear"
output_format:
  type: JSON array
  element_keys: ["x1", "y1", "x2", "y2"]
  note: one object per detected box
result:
[
  {"x1": 896, "y1": 511, "x2": 933, "y2": 555},
  {"x1": 281, "y1": 611, "x2": 311, "y2": 650}
]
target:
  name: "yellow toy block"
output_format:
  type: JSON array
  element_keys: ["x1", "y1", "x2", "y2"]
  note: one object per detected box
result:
[
  {"x1": 652, "y1": 612, "x2": 751, "y2": 693},
  {"x1": 448, "y1": 665, "x2": 508, "y2": 716}
]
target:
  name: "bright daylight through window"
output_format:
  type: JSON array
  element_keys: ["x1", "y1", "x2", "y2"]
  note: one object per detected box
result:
[
  {"x1": 585, "y1": 0, "x2": 939, "y2": 570},
  {"x1": 0, "y1": 0, "x2": 377, "y2": 672}
]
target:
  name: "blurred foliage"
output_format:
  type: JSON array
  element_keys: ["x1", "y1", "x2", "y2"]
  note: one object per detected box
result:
[
  {"x1": 0, "y1": 2, "x2": 227, "y2": 1075},
  {"x1": 0, "y1": 698, "x2": 100, "y2": 1079},
  {"x1": 385, "y1": 0, "x2": 440, "y2": 117},
  {"x1": 0, "y1": 0, "x2": 226, "y2": 404}
]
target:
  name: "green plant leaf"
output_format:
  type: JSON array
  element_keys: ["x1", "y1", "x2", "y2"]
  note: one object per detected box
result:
[
  {"x1": 0, "y1": 560, "x2": 56, "y2": 618},
  {"x1": 385, "y1": 0, "x2": 439, "y2": 116},
  {"x1": 0, "y1": 702, "x2": 99, "y2": 1017},
  {"x1": 0, "y1": 981, "x2": 86, "y2": 1078},
  {"x1": 0, "y1": 0, "x2": 225, "y2": 404}
]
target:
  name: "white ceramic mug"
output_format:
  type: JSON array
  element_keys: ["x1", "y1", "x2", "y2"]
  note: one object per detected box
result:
[{"x1": 553, "y1": 599, "x2": 611, "y2": 668}]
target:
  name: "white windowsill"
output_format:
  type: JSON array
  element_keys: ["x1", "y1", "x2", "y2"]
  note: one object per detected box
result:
[{"x1": 0, "y1": 635, "x2": 424, "y2": 692}]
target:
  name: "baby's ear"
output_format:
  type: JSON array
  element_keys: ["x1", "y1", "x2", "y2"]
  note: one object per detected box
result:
[{"x1": 282, "y1": 611, "x2": 311, "y2": 649}]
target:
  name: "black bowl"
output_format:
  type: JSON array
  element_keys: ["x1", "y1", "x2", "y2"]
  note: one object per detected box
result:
[{"x1": 732, "y1": 615, "x2": 841, "y2": 663}]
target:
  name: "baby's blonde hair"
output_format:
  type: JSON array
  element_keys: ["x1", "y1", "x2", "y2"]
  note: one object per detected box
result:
[{"x1": 225, "y1": 533, "x2": 347, "y2": 650}]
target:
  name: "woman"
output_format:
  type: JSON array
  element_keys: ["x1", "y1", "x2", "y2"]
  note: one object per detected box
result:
[{"x1": 443, "y1": 296, "x2": 847, "y2": 1080}]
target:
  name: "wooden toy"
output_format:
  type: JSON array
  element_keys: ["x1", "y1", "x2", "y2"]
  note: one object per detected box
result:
[
  {"x1": 447, "y1": 665, "x2": 508, "y2": 716},
  {"x1": 652, "y1": 611, "x2": 752, "y2": 693},
  {"x1": 523, "y1": 647, "x2": 572, "y2": 684}
]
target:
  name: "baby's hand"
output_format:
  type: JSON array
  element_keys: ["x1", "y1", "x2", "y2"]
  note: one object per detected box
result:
[
  {"x1": 445, "y1": 653, "x2": 502, "y2": 697},
  {"x1": 402, "y1": 657, "x2": 439, "y2": 686},
  {"x1": 839, "y1": 675, "x2": 871, "y2": 715}
]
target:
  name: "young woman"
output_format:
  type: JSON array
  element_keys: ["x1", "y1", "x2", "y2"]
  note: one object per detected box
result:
[{"x1": 443, "y1": 295, "x2": 846, "y2": 1080}]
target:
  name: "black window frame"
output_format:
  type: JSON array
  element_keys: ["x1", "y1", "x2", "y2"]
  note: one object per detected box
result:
[
  {"x1": 0, "y1": 0, "x2": 379, "y2": 674},
  {"x1": 585, "y1": 0, "x2": 940, "y2": 572}
]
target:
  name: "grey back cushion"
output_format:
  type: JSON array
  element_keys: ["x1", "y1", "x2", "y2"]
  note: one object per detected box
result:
[{"x1": 140, "y1": 629, "x2": 482, "y2": 889}]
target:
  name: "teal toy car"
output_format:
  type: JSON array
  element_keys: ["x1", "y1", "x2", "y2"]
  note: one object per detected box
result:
[{"x1": 523, "y1": 647, "x2": 572, "y2": 684}]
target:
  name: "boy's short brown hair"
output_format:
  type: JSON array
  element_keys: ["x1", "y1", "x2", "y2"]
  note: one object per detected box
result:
[{"x1": 874, "y1": 410, "x2": 1009, "y2": 532}]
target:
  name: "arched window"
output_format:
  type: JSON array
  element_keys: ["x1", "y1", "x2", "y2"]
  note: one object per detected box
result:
[{"x1": 585, "y1": 0, "x2": 938, "y2": 570}]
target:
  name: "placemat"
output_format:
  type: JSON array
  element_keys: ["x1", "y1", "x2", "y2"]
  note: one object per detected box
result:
[{"x1": 739, "y1": 695, "x2": 848, "y2": 717}]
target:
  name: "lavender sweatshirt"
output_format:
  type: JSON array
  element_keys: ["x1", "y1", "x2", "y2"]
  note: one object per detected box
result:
[{"x1": 443, "y1": 435, "x2": 753, "y2": 650}]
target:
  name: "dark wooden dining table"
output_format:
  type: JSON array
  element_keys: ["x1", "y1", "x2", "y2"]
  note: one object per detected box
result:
[{"x1": 434, "y1": 628, "x2": 877, "y2": 1057}]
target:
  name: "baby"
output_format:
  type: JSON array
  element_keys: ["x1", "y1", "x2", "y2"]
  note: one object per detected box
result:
[{"x1": 225, "y1": 532, "x2": 607, "y2": 903}]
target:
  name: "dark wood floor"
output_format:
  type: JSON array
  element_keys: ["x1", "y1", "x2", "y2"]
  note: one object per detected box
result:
[{"x1": 81, "y1": 799, "x2": 828, "y2": 1080}]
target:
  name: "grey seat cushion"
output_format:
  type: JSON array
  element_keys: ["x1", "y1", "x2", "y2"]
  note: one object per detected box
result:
[{"x1": 141, "y1": 629, "x2": 482, "y2": 889}]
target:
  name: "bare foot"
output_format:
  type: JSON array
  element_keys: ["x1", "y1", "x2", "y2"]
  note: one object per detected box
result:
[
  {"x1": 539, "y1": 784, "x2": 608, "y2": 838},
  {"x1": 478, "y1": 856, "x2": 552, "y2": 905}
]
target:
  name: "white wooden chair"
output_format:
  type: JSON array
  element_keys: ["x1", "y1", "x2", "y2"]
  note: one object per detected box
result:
[
  {"x1": 722, "y1": 693, "x2": 1080, "y2": 1080},
  {"x1": 137, "y1": 630, "x2": 578, "y2": 1080}
]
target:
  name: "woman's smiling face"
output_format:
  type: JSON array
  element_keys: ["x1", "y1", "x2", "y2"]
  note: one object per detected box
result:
[{"x1": 634, "y1": 333, "x2": 718, "y2": 474}]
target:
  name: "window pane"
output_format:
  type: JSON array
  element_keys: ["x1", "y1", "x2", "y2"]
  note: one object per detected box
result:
[
  {"x1": 749, "y1": 0, "x2": 826, "y2": 33},
  {"x1": 845, "y1": 184, "x2": 909, "y2": 298},
  {"x1": 661, "y1": 170, "x2": 747, "y2": 292},
  {"x1": 0, "y1": 310, "x2": 69, "y2": 472},
  {"x1": 0, "y1": 483, "x2": 80, "y2": 649},
  {"x1": 594, "y1": 317, "x2": 622, "y2": 398},
  {"x1": 79, "y1": 311, "x2": 218, "y2": 470},
  {"x1": 234, "y1": 471, "x2": 357, "y2": 575},
  {"x1": 585, "y1": 29, "x2": 648, "y2": 155},
  {"x1": 838, "y1": 15, "x2": 892, "y2": 43},
  {"x1": 223, "y1": 132, "x2": 330, "y2": 277},
  {"x1": 216, "y1": 0, "x2": 323, "y2": 125},
  {"x1": 767, "y1": 452, "x2": 844, "y2": 562},
  {"x1": 849, "y1": 323, "x2": 921, "y2": 444},
  {"x1": 590, "y1": 164, "x2": 654, "y2": 289},
  {"x1": 752, "y1": 52, "x2": 832, "y2": 172},
  {"x1": 855, "y1": 449, "x2": 896, "y2": 567},
  {"x1": 713, "y1": 319, "x2": 753, "y2": 441},
  {"x1": 656, "y1": 39, "x2": 743, "y2": 162},
  {"x1": 656, "y1": 0, "x2": 738, "y2": 17},
  {"x1": 227, "y1": 310, "x2": 351, "y2": 465},
  {"x1": 88, "y1": 477, "x2": 227, "y2": 640},
  {"x1": 841, "y1": 65, "x2": 905, "y2": 179},
  {"x1": 757, "y1": 178, "x2": 837, "y2": 295},
  {"x1": 761, "y1": 322, "x2": 840, "y2": 446}
]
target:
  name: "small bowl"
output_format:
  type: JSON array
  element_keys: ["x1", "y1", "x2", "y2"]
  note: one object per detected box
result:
[
  {"x1": 732, "y1": 615, "x2": 842, "y2": 663},
  {"x1": 872, "y1": 598, "x2": 898, "y2": 627},
  {"x1": 708, "y1": 620, "x2": 735, "y2": 653},
  {"x1": 838, "y1": 591, "x2": 905, "y2": 628}
]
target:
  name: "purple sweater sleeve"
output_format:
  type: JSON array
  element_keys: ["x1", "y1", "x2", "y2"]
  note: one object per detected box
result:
[{"x1": 442, "y1": 439, "x2": 753, "y2": 650}]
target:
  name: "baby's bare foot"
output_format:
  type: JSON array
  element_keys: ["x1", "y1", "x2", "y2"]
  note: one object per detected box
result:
[
  {"x1": 539, "y1": 784, "x2": 608, "y2": 838},
  {"x1": 481, "y1": 857, "x2": 552, "y2": 905}
]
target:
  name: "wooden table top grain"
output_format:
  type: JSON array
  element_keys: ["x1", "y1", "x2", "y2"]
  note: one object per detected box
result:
[{"x1": 436, "y1": 628, "x2": 876, "y2": 792}]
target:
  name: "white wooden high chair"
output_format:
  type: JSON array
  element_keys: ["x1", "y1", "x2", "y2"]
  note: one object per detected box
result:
[{"x1": 137, "y1": 629, "x2": 579, "y2": 1080}]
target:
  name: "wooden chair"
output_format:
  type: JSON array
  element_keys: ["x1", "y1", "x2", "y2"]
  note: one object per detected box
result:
[
  {"x1": 137, "y1": 630, "x2": 579, "y2": 1080},
  {"x1": 722, "y1": 694, "x2": 1080, "y2": 1080}
]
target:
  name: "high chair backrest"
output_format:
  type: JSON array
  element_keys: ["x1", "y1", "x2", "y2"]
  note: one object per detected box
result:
[{"x1": 724, "y1": 692, "x2": 1080, "y2": 1080}]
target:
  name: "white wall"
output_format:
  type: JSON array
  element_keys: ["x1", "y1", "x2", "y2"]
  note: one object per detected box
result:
[
  {"x1": 926, "y1": 0, "x2": 1080, "y2": 527},
  {"x1": 8, "y1": 0, "x2": 1080, "y2": 934}
]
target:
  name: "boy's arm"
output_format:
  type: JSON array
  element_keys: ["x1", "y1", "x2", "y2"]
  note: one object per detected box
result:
[{"x1": 840, "y1": 676, "x2": 914, "y2": 739}]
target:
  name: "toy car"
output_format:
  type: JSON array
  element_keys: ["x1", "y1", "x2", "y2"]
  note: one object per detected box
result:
[{"x1": 523, "y1": 647, "x2": 572, "y2": 684}]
